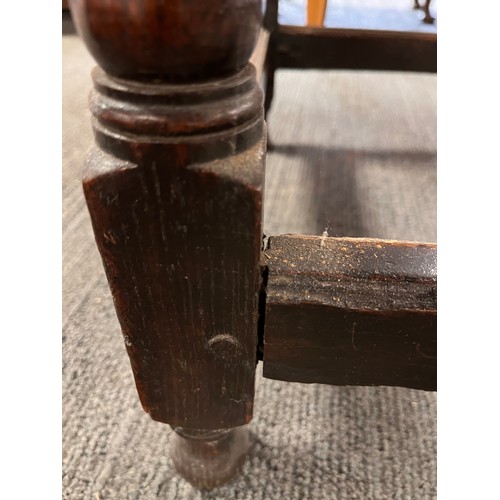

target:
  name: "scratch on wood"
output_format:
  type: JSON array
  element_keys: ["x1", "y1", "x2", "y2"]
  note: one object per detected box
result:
[
  {"x1": 103, "y1": 230, "x2": 117, "y2": 244},
  {"x1": 416, "y1": 342, "x2": 436, "y2": 359},
  {"x1": 351, "y1": 321, "x2": 357, "y2": 351},
  {"x1": 151, "y1": 161, "x2": 168, "y2": 244},
  {"x1": 320, "y1": 229, "x2": 329, "y2": 247}
]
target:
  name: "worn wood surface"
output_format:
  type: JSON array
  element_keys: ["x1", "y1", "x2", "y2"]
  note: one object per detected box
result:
[
  {"x1": 170, "y1": 427, "x2": 250, "y2": 489},
  {"x1": 262, "y1": 235, "x2": 436, "y2": 391},
  {"x1": 71, "y1": 0, "x2": 265, "y2": 432}
]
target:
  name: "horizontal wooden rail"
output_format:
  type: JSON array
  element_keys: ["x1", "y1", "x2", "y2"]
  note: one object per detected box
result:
[
  {"x1": 261, "y1": 235, "x2": 437, "y2": 391},
  {"x1": 275, "y1": 26, "x2": 437, "y2": 72}
]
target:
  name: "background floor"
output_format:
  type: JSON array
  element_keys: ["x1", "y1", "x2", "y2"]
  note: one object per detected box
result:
[{"x1": 63, "y1": 14, "x2": 437, "y2": 499}]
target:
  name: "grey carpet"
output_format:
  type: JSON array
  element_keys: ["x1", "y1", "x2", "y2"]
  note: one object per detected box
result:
[{"x1": 63, "y1": 33, "x2": 436, "y2": 499}]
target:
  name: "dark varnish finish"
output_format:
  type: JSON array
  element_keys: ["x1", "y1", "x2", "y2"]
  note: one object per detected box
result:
[
  {"x1": 262, "y1": 235, "x2": 436, "y2": 391},
  {"x1": 84, "y1": 67, "x2": 265, "y2": 429},
  {"x1": 69, "y1": 0, "x2": 437, "y2": 489},
  {"x1": 70, "y1": 0, "x2": 262, "y2": 82},
  {"x1": 70, "y1": 0, "x2": 265, "y2": 488},
  {"x1": 274, "y1": 26, "x2": 437, "y2": 73}
]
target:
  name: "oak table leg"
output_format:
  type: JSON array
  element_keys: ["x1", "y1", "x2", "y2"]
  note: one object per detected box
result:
[{"x1": 69, "y1": 0, "x2": 265, "y2": 489}]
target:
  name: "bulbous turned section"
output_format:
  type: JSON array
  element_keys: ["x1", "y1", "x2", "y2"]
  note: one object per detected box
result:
[
  {"x1": 69, "y1": 0, "x2": 262, "y2": 82},
  {"x1": 170, "y1": 426, "x2": 251, "y2": 489}
]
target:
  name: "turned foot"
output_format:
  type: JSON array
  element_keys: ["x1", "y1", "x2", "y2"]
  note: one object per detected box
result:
[
  {"x1": 418, "y1": 0, "x2": 434, "y2": 23},
  {"x1": 170, "y1": 426, "x2": 251, "y2": 489},
  {"x1": 422, "y1": 12, "x2": 435, "y2": 24}
]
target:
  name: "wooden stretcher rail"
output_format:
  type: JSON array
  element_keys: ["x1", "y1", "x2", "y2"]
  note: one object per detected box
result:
[
  {"x1": 275, "y1": 26, "x2": 437, "y2": 72},
  {"x1": 261, "y1": 235, "x2": 437, "y2": 391}
]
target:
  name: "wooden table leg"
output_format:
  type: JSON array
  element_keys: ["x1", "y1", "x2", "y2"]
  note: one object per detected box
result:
[
  {"x1": 263, "y1": 0, "x2": 279, "y2": 119},
  {"x1": 422, "y1": 0, "x2": 435, "y2": 24},
  {"x1": 414, "y1": 0, "x2": 435, "y2": 24},
  {"x1": 69, "y1": 0, "x2": 265, "y2": 489},
  {"x1": 307, "y1": 0, "x2": 328, "y2": 27}
]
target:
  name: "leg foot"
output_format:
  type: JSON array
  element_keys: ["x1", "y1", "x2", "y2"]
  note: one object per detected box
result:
[
  {"x1": 170, "y1": 426, "x2": 251, "y2": 489},
  {"x1": 421, "y1": 0, "x2": 434, "y2": 23},
  {"x1": 422, "y1": 9, "x2": 435, "y2": 24}
]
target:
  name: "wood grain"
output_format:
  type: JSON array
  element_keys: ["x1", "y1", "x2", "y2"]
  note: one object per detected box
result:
[
  {"x1": 71, "y1": 0, "x2": 265, "y2": 431},
  {"x1": 83, "y1": 67, "x2": 265, "y2": 430},
  {"x1": 262, "y1": 235, "x2": 436, "y2": 391}
]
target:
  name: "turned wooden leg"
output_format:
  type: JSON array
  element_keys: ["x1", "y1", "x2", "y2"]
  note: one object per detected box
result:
[
  {"x1": 422, "y1": 0, "x2": 435, "y2": 24},
  {"x1": 263, "y1": 0, "x2": 278, "y2": 142},
  {"x1": 414, "y1": 0, "x2": 434, "y2": 23},
  {"x1": 307, "y1": 0, "x2": 328, "y2": 27},
  {"x1": 170, "y1": 426, "x2": 251, "y2": 489},
  {"x1": 264, "y1": 41, "x2": 276, "y2": 121},
  {"x1": 69, "y1": 0, "x2": 265, "y2": 489}
]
